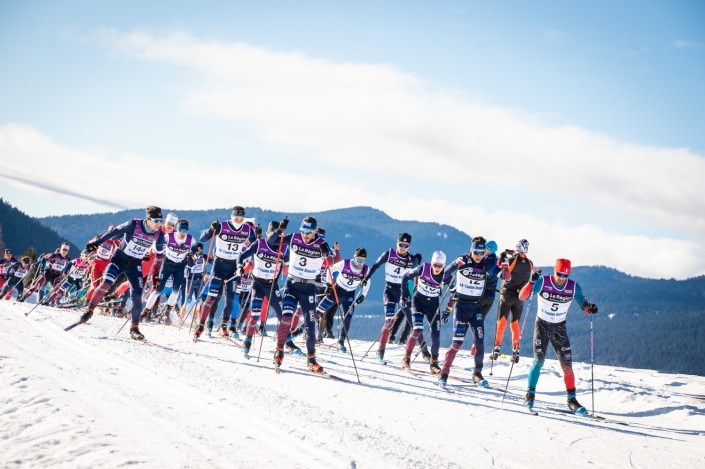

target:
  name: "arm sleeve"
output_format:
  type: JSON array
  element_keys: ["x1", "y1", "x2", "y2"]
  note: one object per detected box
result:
[{"x1": 366, "y1": 251, "x2": 389, "y2": 279}]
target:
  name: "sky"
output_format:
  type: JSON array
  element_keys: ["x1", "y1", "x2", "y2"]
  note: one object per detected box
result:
[
  {"x1": 1, "y1": 1, "x2": 704, "y2": 279},
  {"x1": 3, "y1": 300, "x2": 705, "y2": 468}
]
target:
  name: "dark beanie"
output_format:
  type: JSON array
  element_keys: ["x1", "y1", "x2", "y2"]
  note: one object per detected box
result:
[{"x1": 146, "y1": 205, "x2": 163, "y2": 219}]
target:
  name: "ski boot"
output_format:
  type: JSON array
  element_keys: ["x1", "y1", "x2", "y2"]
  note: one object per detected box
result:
[
  {"x1": 401, "y1": 354, "x2": 411, "y2": 369},
  {"x1": 337, "y1": 338, "x2": 346, "y2": 353},
  {"x1": 242, "y1": 338, "x2": 252, "y2": 357},
  {"x1": 194, "y1": 324, "x2": 205, "y2": 341},
  {"x1": 512, "y1": 347, "x2": 520, "y2": 363},
  {"x1": 129, "y1": 324, "x2": 145, "y2": 341},
  {"x1": 567, "y1": 389, "x2": 587, "y2": 414},
  {"x1": 489, "y1": 345, "x2": 501, "y2": 360},
  {"x1": 437, "y1": 372, "x2": 448, "y2": 388},
  {"x1": 387, "y1": 334, "x2": 395, "y2": 344},
  {"x1": 285, "y1": 337, "x2": 302, "y2": 355},
  {"x1": 79, "y1": 305, "x2": 95, "y2": 323},
  {"x1": 259, "y1": 323, "x2": 268, "y2": 337},
  {"x1": 307, "y1": 353, "x2": 324, "y2": 374},
  {"x1": 273, "y1": 348, "x2": 284, "y2": 372},
  {"x1": 141, "y1": 306, "x2": 155, "y2": 322},
  {"x1": 161, "y1": 305, "x2": 173, "y2": 325},
  {"x1": 524, "y1": 387, "x2": 536, "y2": 409},
  {"x1": 206, "y1": 319, "x2": 214, "y2": 337},
  {"x1": 421, "y1": 350, "x2": 432, "y2": 363},
  {"x1": 376, "y1": 350, "x2": 385, "y2": 362},
  {"x1": 429, "y1": 359, "x2": 441, "y2": 375},
  {"x1": 472, "y1": 371, "x2": 489, "y2": 388},
  {"x1": 219, "y1": 324, "x2": 230, "y2": 338}
]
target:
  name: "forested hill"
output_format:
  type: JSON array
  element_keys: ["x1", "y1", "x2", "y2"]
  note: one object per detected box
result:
[
  {"x1": 0, "y1": 199, "x2": 81, "y2": 259},
  {"x1": 33, "y1": 205, "x2": 705, "y2": 377}
]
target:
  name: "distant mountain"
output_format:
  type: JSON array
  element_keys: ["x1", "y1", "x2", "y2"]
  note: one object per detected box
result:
[
  {"x1": 31, "y1": 204, "x2": 705, "y2": 377},
  {"x1": 0, "y1": 198, "x2": 81, "y2": 259}
]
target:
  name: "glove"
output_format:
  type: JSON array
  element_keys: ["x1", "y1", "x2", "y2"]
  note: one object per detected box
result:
[
  {"x1": 530, "y1": 269, "x2": 542, "y2": 283},
  {"x1": 85, "y1": 241, "x2": 99, "y2": 253},
  {"x1": 210, "y1": 220, "x2": 219, "y2": 232},
  {"x1": 401, "y1": 297, "x2": 410, "y2": 308},
  {"x1": 441, "y1": 306, "x2": 452, "y2": 323},
  {"x1": 255, "y1": 224, "x2": 262, "y2": 237},
  {"x1": 152, "y1": 277, "x2": 161, "y2": 290},
  {"x1": 355, "y1": 294, "x2": 365, "y2": 305},
  {"x1": 279, "y1": 217, "x2": 289, "y2": 231},
  {"x1": 360, "y1": 277, "x2": 369, "y2": 289},
  {"x1": 585, "y1": 302, "x2": 598, "y2": 315},
  {"x1": 321, "y1": 244, "x2": 330, "y2": 256},
  {"x1": 143, "y1": 252, "x2": 152, "y2": 262}
]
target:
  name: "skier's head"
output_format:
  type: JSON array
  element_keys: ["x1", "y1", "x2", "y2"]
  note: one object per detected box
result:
[
  {"x1": 21, "y1": 256, "x2": 30, "y2": 265},
  {"x1": 553, "y1": 258, "x2": 571, "y2": 284},
  {"x1": 176, "y1": 219, "x2": 189, "y2": 239},
  {"x1": 145, "y1": 205, "x2": 163, "y2": 221},
  {"x1": 470, "y1": 236, "x2": 487, "y2": 260},
  {"x1": 267, "y1": 220, "x2": 280, "y2": 234},
  {"x1": 231, "y1": 206, "x2": 246, "y2": 228},
  {"x1": 397, "y1": 233, "x2": 411, "y2": 252},
  {"x1": 60, "y1": 242, "x2": 70, "y2": 254},
  {"x1": 195, "y1": 242, "x2": 203, "y2": 252},
  {"x1": 486, "y1": 240, "x2": 498, "y2": 254},
  {"x1": 516, "y1": 239, "x2": 529, "y2": 254},
  {"x1": 352, "y1": 247, "x2": 367, "y2": 267},
  {"x1": 3, "y1": 248, "x2": 11, "y2": 257},
  {"x1": 163, "y1": 213, "x2": 178, "y2": 233},
  {"x1": 300, "y1": 217, "x2": 317, "y2": 242},
  {"x1": 431, "y1": 251, "x2": 446, "y2": 272}
]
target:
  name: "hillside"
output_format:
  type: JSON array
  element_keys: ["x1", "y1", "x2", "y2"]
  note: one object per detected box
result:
[
  {"x1": 2, "y1": 300, "x2": 704, "y2": 468},
  {"x1": 0, "y1": 198, "x2": 81, "y2": 258},
  {"x1": 29, "y1": 204, "x2": 705, "y2": 376}
]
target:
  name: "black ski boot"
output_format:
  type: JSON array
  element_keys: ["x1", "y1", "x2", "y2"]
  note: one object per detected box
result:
[
  {"x1": 307, "y1": 353, "x2": 324, "y2": 374},
  {"x1": 567, "y1": 388, "x2": 586, "y2": 414},
  {"x1": 273, "y1": 348, "x2": 284, "y2": 371},
  {"x1": 79, "y1": 305, "x2": 95, "y2": 323},
  {"x1": 161, "y1": 305, "x2": 173, "y2": 325},
  {"x1": 429, "y1": 359, "x2": 441, "y2": 375},
  {"x1": 401, "y1": 354, "x2": 411, "y2": 369},
  {"x1": 130, "y1": 324, "x2": 145, "y2": 341},
  {"x1": 512, "y1": 347, "x2": 520, "y2": 363}
]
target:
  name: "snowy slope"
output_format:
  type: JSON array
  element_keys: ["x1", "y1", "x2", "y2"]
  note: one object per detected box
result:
[{"x1": 1, "y1": 301, "x2": 704, "y2": 469}]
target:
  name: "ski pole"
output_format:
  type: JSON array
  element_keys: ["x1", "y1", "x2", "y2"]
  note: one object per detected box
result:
[
  {"x1": 489, "y1": 278, "x2": 504, "y2": 376},
  {"x1": 257, "y1": 223, "x2": 286, "y2": 363},
  {"x1": 590, "y1": 310, "x2": 595, "y2": 416},
  {"x1": 502, "y1": 294, "x2": 532, "y2": 404},
  {"x1": 337, "y1": 300, "x2": 361, "y2": 384}
]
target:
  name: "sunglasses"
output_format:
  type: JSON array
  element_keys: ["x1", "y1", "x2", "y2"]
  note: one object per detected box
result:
[
  {"x1": 432, "y1": 263, "x2": 444, "y2": 269},
  {"x1": 472, "y1": 251, "x2": 485, "y2": 257},
  {"x1": 398, "y1": 243, "x2": 410, "y2": 249},
  {"x1": 178, "y1": 228, "x2": 188, "y2": 233},
  {"x1": 353, "y1": 257, "x2": 366, "y2": 264},
  {"x1": 556, "y1": 272, "x2": 569, "y2": 278},
  {"x1": 231, "y1": 211, "x2": 246, "y2": 218},
  {"x1": 150, "y1": 218, "x2": 164, "y2": 224},
  {"x1": 300, "y1": 229, "x2": 314, "y2": 235}
]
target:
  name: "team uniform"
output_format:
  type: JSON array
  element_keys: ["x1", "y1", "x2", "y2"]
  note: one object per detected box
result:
[
  {"x1": 0, "y1": 251, "x2": 18, "y2": 291},
  {"x1": 365, "y1": 234, "x2": 418, "y2": 360},
  {"x1": 316, "y1": 256, "x2": 370, "y2": 349},
  {"x1": 519, "y1": 258, "x2": 598, "y2": 413},
  {"x1": 1, "y1": 258, "x2": 29, "y2": 300},
  {"x1": 47, "y1": 255, "x2": 91, "y2": 305},
  {"x1": 22, "y1": 250, "x2": 71, "y2": 303},
  {"x1": 237, "y1": 235, "x2": 289, "y2": 354},
  {"x1": 195, "y1": 217, "x2": 255, "y2": 337},
  {"x1": 80, "y1": 214, "x2": 166, "y2": 339},
  {"x1": 400, "y1": 259, "x2": 452, "y2": 369},
  {"x1": 86, "y1": 235, "x2": 120, "y2": 302}
]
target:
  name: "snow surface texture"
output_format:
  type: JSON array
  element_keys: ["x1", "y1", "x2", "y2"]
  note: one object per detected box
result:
[{"x1": 1, "y1": 301, "x2": 704, "y2": 469}]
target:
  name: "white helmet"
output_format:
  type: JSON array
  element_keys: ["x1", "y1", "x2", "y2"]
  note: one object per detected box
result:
[{"x1": 431, "y1": 251, "x2": 446, "y2": 265}]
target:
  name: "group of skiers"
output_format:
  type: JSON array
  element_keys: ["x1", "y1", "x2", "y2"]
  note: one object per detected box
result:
[{"x1": 3, "y1": 204, "x2": 600, "y2": 414}]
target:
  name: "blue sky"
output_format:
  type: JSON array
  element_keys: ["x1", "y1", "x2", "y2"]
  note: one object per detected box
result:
[{"x1": 1, "y1": 1, "x2": 704, "y2": 279}]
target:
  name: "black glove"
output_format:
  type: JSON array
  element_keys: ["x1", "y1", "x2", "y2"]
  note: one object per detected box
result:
[
  {"x1": 85, "y1": 241, "x2": 99, "y2": 253},
  {"x1": 279, "y1": 217, "x2": 289, "y2": 231},
  {"x1": 210, "y1": 220, "x2": 219, "y2": 232},
  {"x1": 441, "y1": 305, "x2": 452, "y2": 323},
  {"x1": 355, "y1": 294, "x2": 365, "y2": 305},
  {"x1": 401, "y1": 297, "x2": 410, "y2": 309},
  {"x1": 255, "y1": 224, "x2": 262, "y2": 237},
  {"x1": 152, "y1": 277, "x2": 161, "y2": 290},
  {"x1": 585, "y1": 302, "x2": 598, "y2": 314},
  {"x1": 360, "y1": 277, "x2": 369, "y2": 289},
  {"x1": 530, "y1": 269, "x2": 542, "y2": 283},
  {"x1": 321, "y1": 243, "x2": 330, "y2": 256}
]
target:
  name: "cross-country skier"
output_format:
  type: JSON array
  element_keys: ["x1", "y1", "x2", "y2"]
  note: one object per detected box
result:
[
  {"x1": 1, "y1": 255, "x2": 30, "y2": 300},
  {"x1": 519, "y1": 258, "x2": 598, "y2": 414},
  {"x1": 363, "y1": 233, "x2": 419, "y2": 361},
  {"x1": 0, "y1": 248, "x2": 18, "y2": 291},
  {"x1": 20, "y1": 242, "x2": 71, "y2": 303},
  {"x1": 80, "y1": 206, "x2": 166, "y2": 340},
  {"x1": 400, "y1": 250, "x2": 453, "y2": 374}
]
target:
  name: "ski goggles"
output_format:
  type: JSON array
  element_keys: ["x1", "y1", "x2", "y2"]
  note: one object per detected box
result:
[
  {"x1": 149, "y1": 218, "x2": 164, "y2": 225},
  {"x1": 353, "y1": 257, "x2": 366, "y2": 265},
  {"x1": 300, "y1": 229, "x2": 314, "y2": 236},
  {"x1": 231, "y1": 210, "x2": 246, "y2": 218},
  {"x1": 472, "y1": 250, "x2": 485, "y2": 257},
  {"x1": 431, "y1": 263, "x2": 444, "y2": 269},
  {"x1": 556, "y1": 272, "x2": 569, "y2": 279},
  {"x1": 397, "y1": 242, "x2": 410, "y2": 249}
]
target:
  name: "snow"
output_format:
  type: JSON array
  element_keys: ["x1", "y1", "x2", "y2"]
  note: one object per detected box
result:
[{"x1": 2, "y1": 301, "x2": 704, "y2": 469}]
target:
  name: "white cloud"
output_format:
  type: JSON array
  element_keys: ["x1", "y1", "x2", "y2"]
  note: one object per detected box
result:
[
  {"x1": 3, "y1": 30, "x2": 705, "y2": 279},
  {"x1": 673, "y1": 40, "x2": 704, "y2": 50}
]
